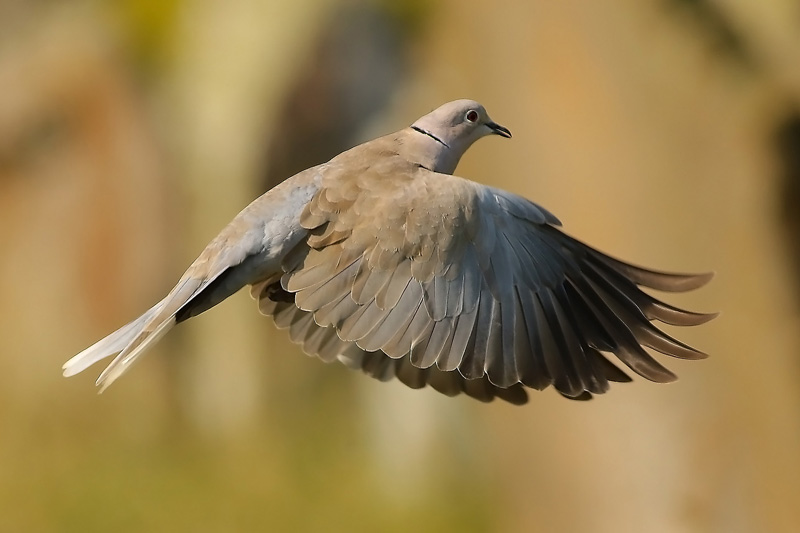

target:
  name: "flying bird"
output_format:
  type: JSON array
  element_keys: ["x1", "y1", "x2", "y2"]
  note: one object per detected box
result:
[{"x1": 63, "y1": 99, "x2": 716, "y2": 404}]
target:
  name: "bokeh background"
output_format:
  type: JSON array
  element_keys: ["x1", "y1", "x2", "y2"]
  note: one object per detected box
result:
[{"x1": 2, "y1": 0, "x2": 799, "y2": 531}]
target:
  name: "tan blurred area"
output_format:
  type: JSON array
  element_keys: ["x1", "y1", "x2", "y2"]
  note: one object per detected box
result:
[{"x1": 1, "y1": 0, "x2": 799, "y2": 531}]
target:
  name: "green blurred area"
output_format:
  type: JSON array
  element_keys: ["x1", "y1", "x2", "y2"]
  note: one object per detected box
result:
[
  {"x1": 1, "y1": 409, "x2": 492, "y2": 532},
  {"x1": 2, "y1": 0, "x2": 800, "y2": 531}
]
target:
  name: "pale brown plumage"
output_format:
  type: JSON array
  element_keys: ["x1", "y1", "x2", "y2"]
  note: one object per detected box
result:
[{"x1": 64, "y1": 99, "x2": 715, "y2": 404}]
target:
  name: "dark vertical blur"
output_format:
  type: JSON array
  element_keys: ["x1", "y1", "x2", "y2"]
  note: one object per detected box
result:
[
  {"x1": 777, "y1": 112, "x2": 800, "y2": 307},
  {"x1": 260, "y1": 3, "x2": 414, "y2": 191}
]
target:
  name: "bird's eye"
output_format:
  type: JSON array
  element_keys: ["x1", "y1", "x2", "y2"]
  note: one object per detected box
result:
[{"x1": 465, "y1": 110, "x2": 479, "y2": 123}]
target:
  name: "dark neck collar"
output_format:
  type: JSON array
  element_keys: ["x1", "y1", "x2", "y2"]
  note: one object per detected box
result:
[{"x1": 411, "y1": 125, "x2": 450, "y2": 149}]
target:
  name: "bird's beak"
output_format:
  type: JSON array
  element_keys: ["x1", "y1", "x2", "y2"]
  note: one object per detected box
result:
[{"x1": 487, "y1": 121, "x2": 512, "y2": 138}]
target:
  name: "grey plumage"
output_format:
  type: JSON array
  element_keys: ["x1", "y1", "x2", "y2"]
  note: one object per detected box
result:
[{"x1": 63, "y1": 99, "x2": 716, "y2": 404}]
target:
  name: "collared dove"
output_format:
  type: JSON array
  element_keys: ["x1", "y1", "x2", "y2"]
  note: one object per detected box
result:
[{"x1": 63, "y1": 99, "x2": 715, "y2": 404}]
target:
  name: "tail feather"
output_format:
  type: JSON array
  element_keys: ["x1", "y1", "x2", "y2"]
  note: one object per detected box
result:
[
  {"x1": 62, "y1": 302, "x2": 163, "y2": 377},
  {"x1": 64, "y1": 275, "x2": 219, "y2": 392},
  {"x1": 63, "y1": 198, "x2": 276, "y2": 392},
  {"x1": 95, "y1": 317, "x2": 176, "y2": 392}
]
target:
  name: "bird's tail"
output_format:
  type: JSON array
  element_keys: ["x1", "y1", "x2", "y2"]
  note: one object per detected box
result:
[
  {"x1": 63, "y1": 277, "x2": 208, "y2": 392},
  {"x1": 62, "y1": 298, "x2": 176, "y2": 392},
  {"x1": 63, "y1": 302, "x2": 163, "y2": 377}
]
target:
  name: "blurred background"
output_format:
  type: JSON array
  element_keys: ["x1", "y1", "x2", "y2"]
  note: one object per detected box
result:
[{"x1": 1, "y1": 0, "x2": 799, "y2": 531}]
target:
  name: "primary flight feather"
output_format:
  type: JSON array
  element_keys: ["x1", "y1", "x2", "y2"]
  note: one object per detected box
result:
[{"x1": 63, "y1": 99, "x2": 716, "y2": 404}]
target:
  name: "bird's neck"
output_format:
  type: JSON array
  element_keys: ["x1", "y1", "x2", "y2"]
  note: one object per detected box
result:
[{"x1": 402, "y1": 127, "x2": 462, "y2": 175}]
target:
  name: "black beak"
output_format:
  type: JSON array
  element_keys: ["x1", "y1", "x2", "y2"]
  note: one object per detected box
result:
[{"x1": 488, "y1": 121, "x2": 512, "y2": 138}]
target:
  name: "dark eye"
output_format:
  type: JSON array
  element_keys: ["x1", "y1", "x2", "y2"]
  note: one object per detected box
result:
[{"x1": 465, "y1": 110, "x2": 479, "y2": 123}]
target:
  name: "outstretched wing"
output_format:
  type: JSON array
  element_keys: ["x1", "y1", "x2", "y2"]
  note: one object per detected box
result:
[{"x1": 256, "y1": 166, "x2": 715, "y2": 401}]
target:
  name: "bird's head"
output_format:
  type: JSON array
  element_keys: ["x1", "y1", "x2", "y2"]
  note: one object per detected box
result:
[{"x1": 409, "y1": 99, "x2": 511, "y2": 174}]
